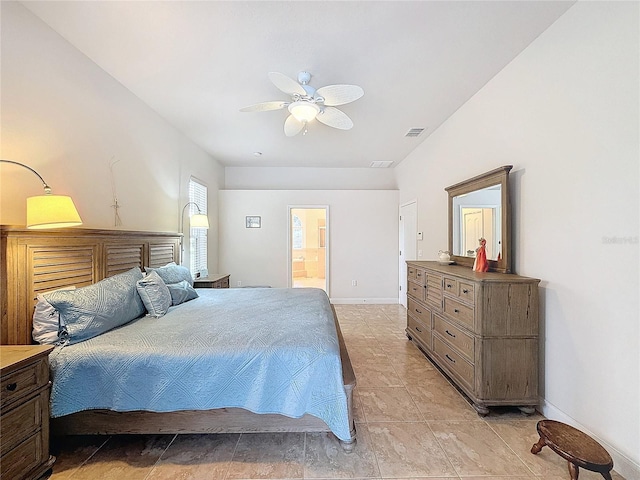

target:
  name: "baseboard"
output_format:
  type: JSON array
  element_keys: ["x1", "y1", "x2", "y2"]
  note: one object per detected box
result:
[
  {"x1": 329, "y1": 298, "x2": 399, "y2": 305},
  {"x1": 539, "y1": 397, "x2": 640, "y2": 479}
]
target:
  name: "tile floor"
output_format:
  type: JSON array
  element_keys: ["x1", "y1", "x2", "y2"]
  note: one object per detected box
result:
[{"x1": 48, "y1": 304, "x2": 625, "y2": 480}]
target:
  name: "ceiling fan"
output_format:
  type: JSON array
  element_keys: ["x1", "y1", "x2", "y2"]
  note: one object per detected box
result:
[{"x1": 240, "y1": 71, "x2": 364, "y2": 136}]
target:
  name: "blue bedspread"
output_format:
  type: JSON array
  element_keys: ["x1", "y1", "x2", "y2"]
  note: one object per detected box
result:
[{"x1": 48, "y1": 288, "x2": 351, "y2": 441}]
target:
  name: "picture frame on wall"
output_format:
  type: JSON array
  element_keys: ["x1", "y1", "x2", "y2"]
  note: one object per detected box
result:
[{"x1": 246, "y1": 216, "x2": 261, "y2": 228}]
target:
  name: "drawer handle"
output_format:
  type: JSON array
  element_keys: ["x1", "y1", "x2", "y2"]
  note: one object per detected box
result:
[
  {"x1": 417, "y1": 273, "x2": 422, "y2": 277},
  {"x1": 415, "y1": 326, "x2": 422, "y2": 333},
  {"x1": 446, "y1": 284, "x2": 453, "y2": 288},
  {"x1": 454, "y1": 308, "x2": 460, "y2": 313},
  {"x1": 415, "y1": 308, "x2": 422, "y2": 314},
  {"x1": 462, "y1": 289, "x2": 469, "y2": 294},
  {"x1": 445, "y1": 329, "x2": 456, "y2": 338},
  {"x1": 445, "y1": 354, "x2": 456, "y2": 364},
  {"x1": 6, "y1": 383, "x2": 17, "y2": 391}
]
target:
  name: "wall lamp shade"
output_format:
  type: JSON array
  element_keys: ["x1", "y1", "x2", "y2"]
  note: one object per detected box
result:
[
  {"x1": 1, "y1": 159, "x2": 83, "y2": 229},
  {"x1": 288, "y1": 101, "x2": 320, "y2": 123},
  {"x1": 27, "y1": 195, "x2": 83, "y2": 229},
  {"x1": 189, "y1": 213, "x2": 209, "y2": 229},
  {"x1": 180, "y1": 202, "x2": 209, "y2": 233}
]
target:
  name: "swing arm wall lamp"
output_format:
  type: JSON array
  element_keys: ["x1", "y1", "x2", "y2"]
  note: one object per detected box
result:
[
  {"x1": 179, "y1": 201, "x2": 209, "y2": 260},
  {"x1": 0, "y1": 159, "x2": 83, "y2": 229}
]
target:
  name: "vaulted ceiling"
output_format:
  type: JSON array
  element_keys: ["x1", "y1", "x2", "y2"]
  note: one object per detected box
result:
[{"x1": 22, "y1": 1, "x2": 575, "y2": 168}]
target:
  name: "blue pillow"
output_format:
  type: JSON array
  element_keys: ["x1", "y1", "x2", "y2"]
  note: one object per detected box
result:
[
  {"x1": 136, "y1": 271, "x2": 172, "y2": 317},
  {"x1": 45, "y1": 267, "x2": 145, "y2": 344},
  {"x1": 166, "y1": 280, "x2": 199, "y2": 305},
  {"x1": 145, "y1": 262, "x2": 193, "y2": 287}
]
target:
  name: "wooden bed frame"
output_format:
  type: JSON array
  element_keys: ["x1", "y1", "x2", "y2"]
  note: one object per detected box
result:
[{"x1": 0, "y1": 226, "x2": 357, "y2": 449}]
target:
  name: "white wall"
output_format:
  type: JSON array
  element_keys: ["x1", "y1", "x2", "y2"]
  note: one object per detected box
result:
[
  {"x1": 395, "y1": 2, "x2": 639, "y2": 477},
  {"x1": 225, "y1": 167, "x2": 397, "y2": 190},
  {"x1": 219, "y1": 190, "x2": 399, "y2": 303},
  {"x1": 0, "y1": 2, "x2": 224, "y2": 272}
]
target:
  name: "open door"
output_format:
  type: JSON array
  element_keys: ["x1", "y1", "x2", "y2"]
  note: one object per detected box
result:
[{"x1": 288, "y1": 206, "x2": 328, "y2": 293}]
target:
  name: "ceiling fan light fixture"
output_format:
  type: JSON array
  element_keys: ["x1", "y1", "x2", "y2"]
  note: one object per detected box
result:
[{"x1": 288, "y1": 101, "x2": 320, "y2": 123}]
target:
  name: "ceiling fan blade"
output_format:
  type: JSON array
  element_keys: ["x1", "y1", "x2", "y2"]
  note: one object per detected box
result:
[
  {"x1": 240, "y1": 101, "x2": 287, "y2": 112},
  {"x1": 268, "y1": 72, "x2": 306, "y2": 96},
  {"x1": 316, "y1": 85, "x2": 364, "y2": 106},
  {"x1": 316, "y1": 107, "x2": 354, "y2": 130},
  {"x1": 284, "y1": 115, "x2": 305, "y2": 136}
]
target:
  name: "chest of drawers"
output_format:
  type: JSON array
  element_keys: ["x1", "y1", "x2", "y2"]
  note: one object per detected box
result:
[
  {"x1": 1, "y1": 345, "x2": 56, "y2": 480},
  {"x1": 406, "y1": 261, "x2": 540, "y2": 415},
  {"x1": 193, "y1": 274, "x2": 230, "y2": 289}
]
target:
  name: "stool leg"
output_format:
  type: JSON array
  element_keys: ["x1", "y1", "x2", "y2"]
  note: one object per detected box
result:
[
  {"x1": 601, "y1": 472, "x2": 613, "y2": 480},
  {"x1": 568, "y1": 462, "x2": 580, "y2": 480},
  {"x1": 531, "y1": 436, "x2": 545, "y2": 454}
]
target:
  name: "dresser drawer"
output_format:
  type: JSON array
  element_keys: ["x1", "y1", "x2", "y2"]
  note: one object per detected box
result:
[
  {"x1": 407, "y1": 315, "x2": 431, "y2": 350},
  {"x1": 1, "y1": 428, "x2": 46, "y2": 480},
  {"x1": 458, "y1": 281, "x2": 475, "y2": 303},
  {"x1": 407, "y1": 265, "x2": 418, "y2": 281},
  {"x1": 433, "y1": 314, "x2": 474, "y2": 362},
  {"x1": 443, "y1": 277, "x2": 458, "y2": 296},
  {"x1": 433, "y1": 336, "x2": 474, "y2": 389},
  {"x1": 443, "y1": 297, "x2": 474, "y2": 330},
  {"x1": 407, "y1": 298, "x2": 431, "y2": 326},
  {"x1": 1, "y1": 358, "x2": 48, "y2": 409},
  {"x1": 0, "y1": 392, "x2": 44, "y2": 457},
  {"x1": 407, "y1": 280, "x2": 425, "y2": 301},
  {"x1": 212, "y1": 278, "x2": 229, "y2": 288}
]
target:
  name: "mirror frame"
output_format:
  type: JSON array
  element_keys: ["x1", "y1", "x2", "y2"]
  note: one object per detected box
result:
[{"x1": 445, "y1": 165, "x2": 512, "y2": 273}]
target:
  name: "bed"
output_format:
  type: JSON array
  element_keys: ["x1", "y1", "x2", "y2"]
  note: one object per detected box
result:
[{"x1": 0, "y1": 226, "x2": 356, "y2": 449}]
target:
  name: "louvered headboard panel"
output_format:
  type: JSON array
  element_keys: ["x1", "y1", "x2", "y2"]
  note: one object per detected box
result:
[
  {"x1": 105, "y1": 244, "x2": 145, "y2": 277},
  {"x1": 1, "y1": 227, "x2": 182, "y2": 345},
  {"x1": 149, "y1": 243, "x2": 177, "y2": 268},
  {"x1": 32, "y1": 246, "x2": 97, "y2": 295}
]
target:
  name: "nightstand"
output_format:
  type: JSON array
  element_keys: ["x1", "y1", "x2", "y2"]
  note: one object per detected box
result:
[
  {"x1": 1, "y1": 345, "x2": 56, "y2": 480},
  {"x1": 193, "y1": 274, "x2": 230, "y2": 289}
]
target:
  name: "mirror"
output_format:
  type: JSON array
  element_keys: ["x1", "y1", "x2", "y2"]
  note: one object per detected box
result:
[{"x1": 445, "y1": 165, "x2": 512, "y2": 273}]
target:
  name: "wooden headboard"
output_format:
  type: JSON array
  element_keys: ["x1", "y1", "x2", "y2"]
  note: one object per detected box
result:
[{"x1": 1, "y1": 226, "x2": 182, "y2": 345}]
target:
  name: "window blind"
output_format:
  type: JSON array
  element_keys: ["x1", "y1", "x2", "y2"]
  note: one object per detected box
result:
[{"x1": 188, "y1": 178, "x2": 208, "y2": 275}]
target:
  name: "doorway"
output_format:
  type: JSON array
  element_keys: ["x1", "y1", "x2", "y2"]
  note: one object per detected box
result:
[
  {"x1": 461, "y1": 207, "x2": 497, "y2": 259},
  {"x1": 399, "y1": 201, "x2": 417, "y2": 307},
  {"x1": 288, "y1": 206, "x2": 328, "y2": 293}
]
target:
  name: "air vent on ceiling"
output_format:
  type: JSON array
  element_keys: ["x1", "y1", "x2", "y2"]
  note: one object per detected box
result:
[
  {"x1": 405, "y1": 128, "x2": 425, "y2": 138},
  {"x1": 370, "y1": 161, "x2": 394, "y2": 168}
]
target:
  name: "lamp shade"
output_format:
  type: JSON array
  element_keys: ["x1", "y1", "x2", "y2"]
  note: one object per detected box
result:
[
  {"x1": 189, "y1": 213, "x2": 209, "y2": 229},
  {"x1": 288, "y1": 101, "x2": 320, "y2": 123},
  {"x1": 27, "y1": 194, "x2": 83, "y2": 229}
]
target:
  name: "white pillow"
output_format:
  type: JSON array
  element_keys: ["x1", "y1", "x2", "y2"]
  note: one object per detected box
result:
[{"x1": 32, "y1": 286, "x2": 76, "y2": 344}]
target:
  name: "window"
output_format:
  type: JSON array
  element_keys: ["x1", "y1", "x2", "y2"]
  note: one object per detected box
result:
[{"x1": 188, "y1": 178, "x2": 207, "y2": 275}]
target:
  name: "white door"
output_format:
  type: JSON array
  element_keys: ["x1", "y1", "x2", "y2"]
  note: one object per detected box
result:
[{"x1": 399, "y1": 201, "x2": 417, "y2": 307}]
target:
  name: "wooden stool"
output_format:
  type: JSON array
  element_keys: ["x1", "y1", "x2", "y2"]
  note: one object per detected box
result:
[{"x1": 531, "y1": 419, "x2": 614, "y2": 480}]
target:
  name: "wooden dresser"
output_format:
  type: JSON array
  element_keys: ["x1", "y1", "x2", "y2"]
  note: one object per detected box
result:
[
  {"x1": 193, "y1": 274, "x2": 230, "y2": 289},
  {"x1": 406, "y1": 261, "x2": 540, "y2": 415},
  {"x1": 1, "y1": 345, "x2": 55, "y2": 480}
]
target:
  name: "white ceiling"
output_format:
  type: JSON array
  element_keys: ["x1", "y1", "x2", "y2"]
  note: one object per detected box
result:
[{"x1": 22, "y1": 1, "x2": 574, "y2": 168}]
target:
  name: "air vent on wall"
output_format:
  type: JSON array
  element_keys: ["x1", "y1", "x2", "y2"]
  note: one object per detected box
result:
[
  {"x1": 405, "y1": 128, "x2": 425, "y2": 137},
  {"x1": 370, "y1": 161, "x2": 394, "y2": 168}
]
